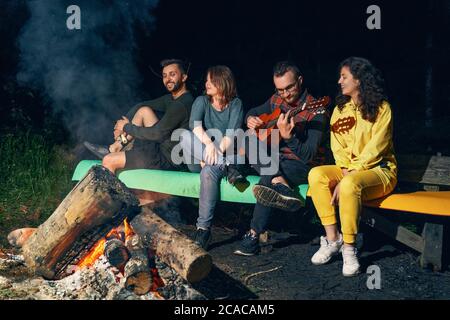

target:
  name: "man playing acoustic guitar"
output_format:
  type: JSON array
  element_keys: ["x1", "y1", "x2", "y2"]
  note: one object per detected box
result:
[{"x1": 234, "y1": 61, "x2": 330, "y2": 256}]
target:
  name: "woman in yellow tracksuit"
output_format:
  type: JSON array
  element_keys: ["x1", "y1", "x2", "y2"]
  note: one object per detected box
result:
[{"x1": 308, "y1": 57, "x2": 397, "y2": 277}]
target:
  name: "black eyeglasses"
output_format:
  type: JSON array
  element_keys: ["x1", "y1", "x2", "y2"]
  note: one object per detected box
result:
[{"x1": 275, "y1": 79, "x2": 299, "y2": 95}]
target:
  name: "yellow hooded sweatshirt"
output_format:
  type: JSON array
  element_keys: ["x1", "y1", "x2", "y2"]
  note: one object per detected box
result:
[{"x1": 330, "y1": 100, "x2": 397, "y2": 183}]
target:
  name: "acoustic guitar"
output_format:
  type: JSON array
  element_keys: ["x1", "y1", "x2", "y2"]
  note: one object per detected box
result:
[{"x1": 254, "y1": 96, "x2": 330, "y2": 141}]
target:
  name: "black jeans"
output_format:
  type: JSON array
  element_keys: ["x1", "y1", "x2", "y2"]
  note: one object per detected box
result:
[{"x1": 249, "y1": 154, "x2": 310, "y2": 234}]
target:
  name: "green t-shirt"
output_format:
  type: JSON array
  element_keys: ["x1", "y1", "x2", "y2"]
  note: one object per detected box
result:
[{"x1": 123, "y1": 91, "x2": 194, "y2": 163}]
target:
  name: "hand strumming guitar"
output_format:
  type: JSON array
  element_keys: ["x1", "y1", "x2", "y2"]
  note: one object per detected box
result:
[{"x1": 277, "y1": 110, "x2": 295, "y2": 139}]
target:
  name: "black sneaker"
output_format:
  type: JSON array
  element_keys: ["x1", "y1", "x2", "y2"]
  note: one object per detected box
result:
[
  {"x1": 226, "y1": 164, "x2": 249, "y2": 189},
  {"x1": 84, "y1": 141, "x2": 110, "y2": 159},
  {"x1": 253, "y1": 183, "x2": 304, "y2": 212},
  {"x1": 234, "y1": 231, "x2": 259, "y2": 256},
  {"x1": 193, "y1": 228, "x2": 211, "y2": 250}
]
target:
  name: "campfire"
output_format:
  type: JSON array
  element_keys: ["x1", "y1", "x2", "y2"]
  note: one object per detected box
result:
[
  {"x1": 75, "y1": 218, "x2": 162, "y2": 296},
  {"x1": 3, "y1": 166, "x2": 212, "y2": 300}
]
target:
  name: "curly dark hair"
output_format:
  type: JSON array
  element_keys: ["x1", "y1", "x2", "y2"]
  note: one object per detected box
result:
[{"x1": 336, "y1": 57, "x2": 388, "y2": 123}]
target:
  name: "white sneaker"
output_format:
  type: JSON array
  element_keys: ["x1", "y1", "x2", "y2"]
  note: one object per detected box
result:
[
  {"x1": 342, "y1": 245, "x2": 360, "y2": 277},
  {"x1": 311, "y1": 234, "x2": 343, "y2": 265}
]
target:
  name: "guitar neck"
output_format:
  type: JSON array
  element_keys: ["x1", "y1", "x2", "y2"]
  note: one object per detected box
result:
[
  {"x1": 260, "y1": 96, "x2": 329, "y2": 129},
  {"x1": 262, "y1": 106, "x2": 306, "y2": 129}
]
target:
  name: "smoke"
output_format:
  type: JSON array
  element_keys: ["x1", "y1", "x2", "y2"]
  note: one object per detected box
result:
[{"x1": 16, "y1": 0, "x2": 159, "y2": 143}]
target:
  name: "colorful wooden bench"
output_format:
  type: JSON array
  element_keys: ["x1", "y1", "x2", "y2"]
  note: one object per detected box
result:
[
  {"x1": 71, "y1": 160, "x2": 309, "y2": 204},
  {"x1": 72, "y1": 154, "x2": 450, "y2": 271},
  {"x1": 361, "y1": 154, "x2": 450, "y2": 271}
]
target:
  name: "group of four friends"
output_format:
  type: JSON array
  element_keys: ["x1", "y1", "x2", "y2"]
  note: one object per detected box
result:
[{"x1": 84, "y1": 57, "x2": 397, "y2": 277}]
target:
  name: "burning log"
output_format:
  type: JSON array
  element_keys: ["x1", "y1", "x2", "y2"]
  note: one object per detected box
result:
[
  {"x1": 104, "y1": 235, "x2": 130, "y2": 270},
  {"x1": 21, "y1": 165, "x2": 140, "y2": 279},
  {"x1": 124, "y1": 234, "x2": 153, "y2": 295},
  {"x1": 103, "y1": 228, "x2": 129, "y2": 269},
  {"x1": 130, "y1": 207, "x2": 212, "y2": 283}
]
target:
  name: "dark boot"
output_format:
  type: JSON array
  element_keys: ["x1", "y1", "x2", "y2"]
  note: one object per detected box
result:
[
  {"x1": 83, "y1": 141, "x2": 110, "y2": 159},
  {"x1": 193, "y1": 228, "x2": 212, "y2": 250},
  {"x1": 226, "y1": 164, "x2": 250, "y2": 191}
]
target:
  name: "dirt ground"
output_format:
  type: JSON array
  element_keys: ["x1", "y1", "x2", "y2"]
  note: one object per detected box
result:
[
  {"x1": 2, "y1": 197, "x2": 449, "y2": 301},
  {"x1": 181, "y1": 224, "x2": 450, "y2": 300}
]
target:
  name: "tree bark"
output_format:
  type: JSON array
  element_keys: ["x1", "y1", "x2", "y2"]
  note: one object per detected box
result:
[
  {"x1": 21, "y1": 165, "x2": 140, "y2": 279},
  {"x1": 130, "y1": 206, "x2": 212, "y2": 283}
]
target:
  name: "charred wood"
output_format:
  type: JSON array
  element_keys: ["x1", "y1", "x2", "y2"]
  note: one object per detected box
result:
[
  {"x1": 130, "y1": 207, "x2": 212, "y2": 283},
  {"x1": 21, "y1": 165, "x2": 140, "y2": 279},
  {"x1": 124, "y1": 234, "x2": 152, "y2": 295}
]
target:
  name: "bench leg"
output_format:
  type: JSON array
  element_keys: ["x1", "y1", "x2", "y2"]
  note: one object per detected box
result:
[
  {"x1": 419, "y1": 222, "x2": 444, "y2": 272},
  {"x1": 361, "y1": 208, "x2": 425, "y2": 253}
]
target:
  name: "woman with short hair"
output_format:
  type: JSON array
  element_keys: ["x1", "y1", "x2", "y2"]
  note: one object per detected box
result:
[{"x1": 180, "y1": 65, "x2": 245, "y2": 249}]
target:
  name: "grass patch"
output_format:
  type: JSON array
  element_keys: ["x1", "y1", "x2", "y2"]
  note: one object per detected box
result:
[{"x1": 0, "y1": 131, "x2": 75, "y2": 247}]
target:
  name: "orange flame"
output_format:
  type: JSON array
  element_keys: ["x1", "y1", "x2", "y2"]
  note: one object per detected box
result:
[
  {"x1": 77, "y1": 227, "x2": 119, "y2": 268},
  {"x1": 77, "y1": 238, "x2": 106, "y2": 268},
  {"x1": 75, "y1": 218, "x2": 165, "y2": 294},
  {"x1": 123, "y1": 218, "x2": 135, "y2": 238},
  {"x1": 77, "y1": 219, "x2": 134, "y2": 269}
]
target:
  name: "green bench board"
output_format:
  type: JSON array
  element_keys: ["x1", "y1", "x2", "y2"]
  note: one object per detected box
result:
[
  {"x1": 72, "y1": 156, "x2": 450, "y2": 270},
  {"x1": 71, "y1": 160, "x2": 309, "y2": 204}
]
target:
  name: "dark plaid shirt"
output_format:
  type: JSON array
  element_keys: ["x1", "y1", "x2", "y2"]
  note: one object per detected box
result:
[{"x1": 246, "y1": 89, "x2": 329, "y2": 166}]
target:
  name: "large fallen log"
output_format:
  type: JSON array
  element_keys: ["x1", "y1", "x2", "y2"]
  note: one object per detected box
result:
[
  {"x1": 21, "y1": 165, "x2": 140, "y2": 279},
  {"x1": 130, "y1": 206, "x2": 212, "y2": 283}
]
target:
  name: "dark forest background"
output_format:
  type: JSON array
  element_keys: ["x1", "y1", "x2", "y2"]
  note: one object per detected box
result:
[
  {"x1": 1, "y1": 0, "x2": 449, "y2": 152},
  {"x1": 0, "y1": 0, "x2": 449, "y2": 245}
]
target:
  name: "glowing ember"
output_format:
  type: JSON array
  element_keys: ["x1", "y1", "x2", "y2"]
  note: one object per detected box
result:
[
  {"x1": 150, "y1": 268, "x2": 165, "y2": 291},
  {"x1": 77, "y1": 225, "x2": 122, "y2": 268},
  {"x1": 75, "y1": 218, "x2": 165, "y2": 295},
  {"x1": 77, "y1": 238, "x2": 106, "y2": 268}
]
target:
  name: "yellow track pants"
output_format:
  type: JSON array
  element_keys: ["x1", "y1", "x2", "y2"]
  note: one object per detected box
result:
[{"x1": 308, "y1": 165, "x2": 397, "y2": 244}]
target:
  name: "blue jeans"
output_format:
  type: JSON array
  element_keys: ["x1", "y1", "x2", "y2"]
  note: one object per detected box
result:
[
  {"x1": 180, "y1": 130, "x2": 245, "y2": 229},
  {"x1": 241, "y1": 135, "x2": 310, "y2": 233}
]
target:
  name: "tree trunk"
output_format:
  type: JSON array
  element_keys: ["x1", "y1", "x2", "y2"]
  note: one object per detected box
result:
[
  {"x1": 21, "y1": 165, "x2": 140, "y2": 279},
  {"x1": 130, "y1": 206, "x2": 212, "y2": 283}
]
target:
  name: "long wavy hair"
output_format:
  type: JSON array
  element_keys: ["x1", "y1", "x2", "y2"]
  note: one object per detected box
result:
[
  {"x1": 336, "y1": 57, "x2": 388, "y2": 123},
  {"x1": 205, "y1": 65, "x2": 237, "y2": 107}
]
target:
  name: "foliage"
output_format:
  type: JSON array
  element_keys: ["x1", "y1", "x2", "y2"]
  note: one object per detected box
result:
[{"x1": 0, "y1": 131, "x2": 75, "y2": 246}]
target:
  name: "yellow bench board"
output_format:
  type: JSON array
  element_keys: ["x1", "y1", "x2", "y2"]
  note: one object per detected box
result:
[
  {"x1": 364, "y1": 191, "x2": 450, "y2": 216},
  {"x1": 307, "y1": 186, "x2": 450, "y2": 216}
]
